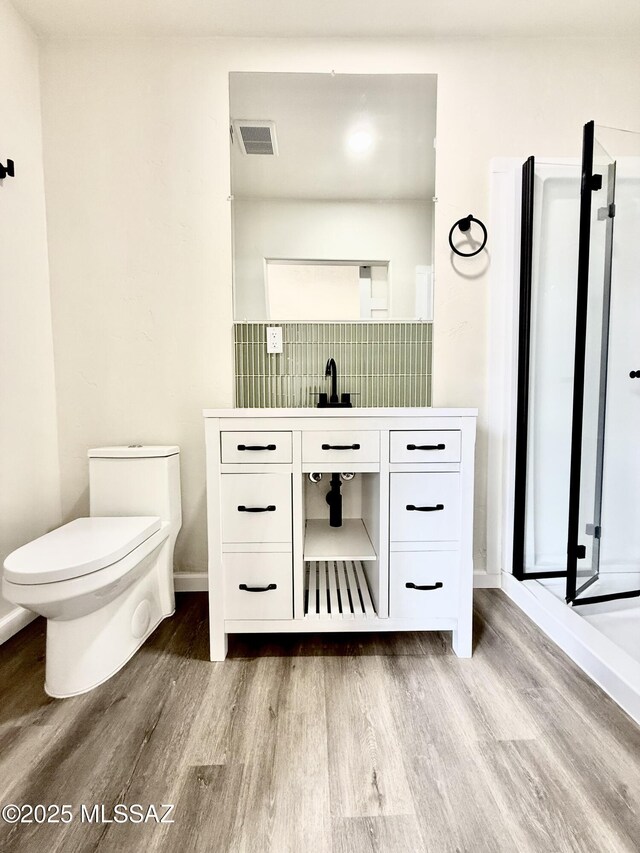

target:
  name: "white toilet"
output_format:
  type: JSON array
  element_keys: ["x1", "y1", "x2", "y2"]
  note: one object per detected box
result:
[{"x1": 2, "y1": 446, "x2": 181, "y2": 698}]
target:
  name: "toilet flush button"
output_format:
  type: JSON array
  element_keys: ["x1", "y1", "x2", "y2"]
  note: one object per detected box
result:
[{"x1": 131, "y1": 600, "x2": 151, "y2": 639}]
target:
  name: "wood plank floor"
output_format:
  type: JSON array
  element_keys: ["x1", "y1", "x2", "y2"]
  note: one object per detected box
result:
[{"x1": 1, "y1": 590, "x2": 639, "y2": 852}]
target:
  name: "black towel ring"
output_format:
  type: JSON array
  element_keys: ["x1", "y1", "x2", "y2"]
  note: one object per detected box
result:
[
  {"x1": 0, "y1": 159, "x2": 15, "y2": 180},
  {"x1": 448, "y1": 214, "x2": 487, "y2": 257}
]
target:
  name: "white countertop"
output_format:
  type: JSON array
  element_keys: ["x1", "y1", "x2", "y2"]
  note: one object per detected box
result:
[{"x1": 203, "y1": 407, "x2": 478, "y2": 418}]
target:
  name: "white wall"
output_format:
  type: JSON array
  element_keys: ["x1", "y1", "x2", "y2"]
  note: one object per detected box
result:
[
  {"x1": 0, "y1": 0, "x2": 61, "y2": 616},
  {"x1": 233, "y1": 198, "x2": 430, "y2": 319},
  {"x1": 38, "y1": 35, "x2": 640, "y2": 575},
  {"x1": 40, "y1": 41, "x2": 235, "y2": 573}
]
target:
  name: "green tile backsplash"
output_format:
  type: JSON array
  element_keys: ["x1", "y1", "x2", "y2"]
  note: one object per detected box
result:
[{"x1": 234, "y1": 322, "x2": 432, "y2": 408}]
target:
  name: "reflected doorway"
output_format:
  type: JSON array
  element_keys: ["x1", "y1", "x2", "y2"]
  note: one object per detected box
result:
[{"x1": 265, "y1": 260, "x2": 389, "y2": 321}]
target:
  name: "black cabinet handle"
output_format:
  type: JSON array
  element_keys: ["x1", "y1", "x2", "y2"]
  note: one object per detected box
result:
[
  {"x1": 405, "y1": 582, "x2": 443, "y2": 591},
  {"x1": 321, "y1": 443, "x2": 360, "y2": 450},
  {"x1": 237, "y1": 444, "x2": 276, "y2": 451},
  {"x1": 237, "y1": 505, "x2": 276, "y2": 513},
  {"x1": 630, "y1": 371, "x2": 640, "y2": 379},
  {"x1": 406, "y1": 443, "x2": 446, "y2": 451},
  {"x1": 239, "y1": 583, "x2": 277, "y2": 592},
  {"x1": 406, "y1": 503, "x2": 444, "y2": 512}
]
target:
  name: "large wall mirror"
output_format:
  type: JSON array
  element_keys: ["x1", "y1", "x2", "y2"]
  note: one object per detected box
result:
[{"x1": 230, "y1": 72, "x2": 437, "y2": 321}]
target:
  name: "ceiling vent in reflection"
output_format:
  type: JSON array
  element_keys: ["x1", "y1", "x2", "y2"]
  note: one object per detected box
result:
[{"x1": 232, "y1": 120, "x2": 278, "y2": 156}]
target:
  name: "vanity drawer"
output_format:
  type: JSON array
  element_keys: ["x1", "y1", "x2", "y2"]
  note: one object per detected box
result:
[
  {"x1": 390, "y1": 551, "x2": 460, "y2": 618},
  {"x1": 221, "y1": 474, "x2": 292, "y2": 544},
  {"x1": 221, "y1": 431, "x2": 292, "y2": 464},
  {"x1": 390, "y1": 430, "x2": 461, "y2": 464},
  {"x1": 223, "y1": 552, "x2": 292, "y2": 620},
  {"x1": 302, "y1": 431, "x2": 379, "y2": 466},
  {"x1": 390, "y1": 473, "x2": 461, "y2": 541}
]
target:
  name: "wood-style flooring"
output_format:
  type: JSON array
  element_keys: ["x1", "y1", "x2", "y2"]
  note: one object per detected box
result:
[{"x1": 1, "y1": 590, "x2": 639, "y2": 852}]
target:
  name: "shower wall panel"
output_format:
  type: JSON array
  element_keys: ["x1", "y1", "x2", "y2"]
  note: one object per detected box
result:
[{"x1": 524, "y1": 167, "x2": 580, "y2": 572}]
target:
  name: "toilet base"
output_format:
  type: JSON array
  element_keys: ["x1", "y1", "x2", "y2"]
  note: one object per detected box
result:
[{"x1": 44, "y1": 558, "x2": 175, "y2": 698}]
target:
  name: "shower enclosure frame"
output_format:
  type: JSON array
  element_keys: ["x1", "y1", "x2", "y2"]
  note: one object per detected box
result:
[
  {"x1": 486, "y1": 155, "x2": 640, "y2": 725},
  {"x1": 513, "y1": 121, "x2": 640, "y2": 605}
]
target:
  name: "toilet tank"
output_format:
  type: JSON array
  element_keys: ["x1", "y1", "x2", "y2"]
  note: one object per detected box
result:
[{"x1": 88, "y1": 446, "x2": 181, "y2": 535}]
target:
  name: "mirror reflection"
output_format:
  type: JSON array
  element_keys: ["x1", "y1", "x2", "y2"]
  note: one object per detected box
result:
[{"x1": 230, "y1": 72, "x2": 437, "y2": 321}]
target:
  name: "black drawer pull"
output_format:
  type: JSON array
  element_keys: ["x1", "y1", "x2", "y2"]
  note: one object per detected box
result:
[
  {"x1": 237, "y1": 444, "x2": 276, "y2": 451},
  {"x1": 239, "y1": 583, "x2": 277, "y2": 593},
  {"x1": 406, "y1": 503, "x2": 445, "y2": 512},
  {"x1": 237, "y1": 505, "x2": 276, "y2": 513},
  {"x1": 406, "y1": 582, "x2": 443, "y2": 591},
  {"x1": 407, "y1": 443, "x2": 445, "y2": 451},
  {"x1": 321, "y1": 443, "x2": 361, "y2": 450}
]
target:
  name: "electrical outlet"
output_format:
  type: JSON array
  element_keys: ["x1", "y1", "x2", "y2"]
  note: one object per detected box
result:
[{"x1": 266, "y1": 326, "x2": 283, "y2": 354}]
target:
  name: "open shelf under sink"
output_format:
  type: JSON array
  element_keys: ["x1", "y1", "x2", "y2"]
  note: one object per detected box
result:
[{"x1": 303, "y1": 518, "x2": 377, "y2": 562}]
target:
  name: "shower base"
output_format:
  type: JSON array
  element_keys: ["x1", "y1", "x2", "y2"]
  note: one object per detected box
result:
[
  {"x1": 536, "y1": 573, "x2": 640, "y2": 667},
  {"x1": 502, "y1": 571, "x2": 640, "y2": 725}
]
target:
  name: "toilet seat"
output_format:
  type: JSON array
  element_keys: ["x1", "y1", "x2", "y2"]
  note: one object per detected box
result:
[{"x1": 3, "y1": 516, "x2": 161, "y2": 585}]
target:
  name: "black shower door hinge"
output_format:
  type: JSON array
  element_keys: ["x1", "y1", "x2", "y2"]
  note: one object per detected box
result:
[
  {"x1": 597, "y1": 203, "x2": 616, "y2": 220},
  {"x1": 585, "y1": 523, "x2": 601, "y2": 539}
]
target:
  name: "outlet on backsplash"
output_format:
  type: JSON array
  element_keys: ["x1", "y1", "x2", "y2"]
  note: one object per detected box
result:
[{"x1": 266, "y1": 326, "x2": 283, "y2": 354}]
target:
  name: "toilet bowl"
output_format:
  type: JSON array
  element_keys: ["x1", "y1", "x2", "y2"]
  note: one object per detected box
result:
[{"x1": 2, "y1": 446, "x2": 181, "y2": 697}]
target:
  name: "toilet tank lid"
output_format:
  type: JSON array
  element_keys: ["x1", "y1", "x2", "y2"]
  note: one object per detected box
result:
[{"x1": 88, "y1": 446, "x2": 180, "y2": 458}]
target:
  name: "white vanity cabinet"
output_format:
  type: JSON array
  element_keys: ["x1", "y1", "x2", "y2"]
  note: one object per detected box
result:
[{"x1": 204, "y1": 408, "x2": 477, "y2": 661}]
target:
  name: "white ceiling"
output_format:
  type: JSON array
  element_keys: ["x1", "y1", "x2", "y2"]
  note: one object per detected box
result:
[
  {"x1": 230, "y1": 73, "x2": 437, "y2": 200},
  {"x1": 10, "y1": 0, "x2": 640, "y2": 38}
]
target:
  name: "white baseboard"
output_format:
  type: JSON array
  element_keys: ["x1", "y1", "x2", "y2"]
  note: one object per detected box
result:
[
  {"x1": 174, "y1": 572, "x2": 208, "y2": 592},
  {"x1": 0, "y1": 606, "x2": 37, "y2": 645},
  {"x1": 502, "y1": 572, "x2": 640, "y2": 725},
  {"x1": 474, "y1": 571, "x2": 501, "y2": 589}
]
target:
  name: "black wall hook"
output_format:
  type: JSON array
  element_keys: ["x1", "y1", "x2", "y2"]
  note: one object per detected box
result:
[
  {"x1": 0, "y1": 160, "x2": 15, "y2": 180},
  {"x1": 448, "y1": 213, "x2": 487, "y2": 257}
]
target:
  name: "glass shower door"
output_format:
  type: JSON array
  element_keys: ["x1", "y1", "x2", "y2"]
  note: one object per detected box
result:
[
  {"x1": 566, "y1": 122, "x2": 615, "y2": 602},
  {"x1": 566, "y1": 122, "x2": 640, "y2": 605},
  {"x1": 596, "y1": 126, "x2": 640, "y2": 601}
]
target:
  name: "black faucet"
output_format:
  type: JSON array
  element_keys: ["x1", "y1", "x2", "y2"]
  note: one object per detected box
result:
[
  {"x1": 317, "y1": 357, "x2": 352, "y2": 408},
  {"x1": 326, "y1": 358, "x2": 338, "y2": 403}
]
